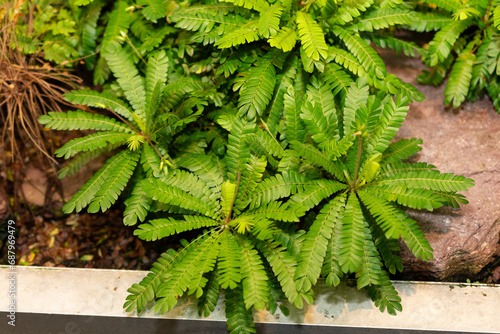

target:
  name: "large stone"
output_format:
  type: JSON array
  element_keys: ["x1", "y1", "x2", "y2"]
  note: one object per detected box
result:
[
  {"x1": 21, "y1": 167, "x2": 50, "y2": 207},
  {"x1": 381, "y1": 50, "x2": 500, "y2": 280}
]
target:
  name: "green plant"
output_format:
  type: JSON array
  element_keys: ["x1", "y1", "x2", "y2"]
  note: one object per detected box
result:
[
  {"x1": 37, "y1": 1, "x2": 477, "y2": 332},
  {"x1": 39, "y1": 42, "x2": 216, "y2": 217},
  {"x1": 7, "y1": 0, "x2": 84, "y2": 66},
  {"x1": 124, "y1": 117, "x2": 314, "y2": 332},
  {"x1": 267, "y1": 78, "x2": 474, "y2": 314},
  {"x1": 408, "y1": 0, "x2": 500, "y2": 111},
  {"x1": 166, "y1": 0, "x2": 426, "y2": 120}
]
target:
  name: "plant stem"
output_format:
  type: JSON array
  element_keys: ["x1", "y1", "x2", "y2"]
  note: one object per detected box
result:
[
  {"x1": 352, "y1": 134, "x2": 362, "y2": 190},
  {"x1": 483, "y1": 0, "x2": 493, "y2": 25},
  {"x1": 225, "y1": 172, "x2": 241, "y2": 225},
  {"x1": 106, "y1": 108, "x2": 167, "y2": 161}
]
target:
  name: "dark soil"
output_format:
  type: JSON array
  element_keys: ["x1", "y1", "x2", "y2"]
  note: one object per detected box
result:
[{"x1": 0, "y1": 130, "x2": 175, "y2": 271}]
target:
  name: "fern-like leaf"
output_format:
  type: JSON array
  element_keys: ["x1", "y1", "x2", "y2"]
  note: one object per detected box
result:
[
  {"x1": 258, "y1": 4, "x2": 283, "y2": 38},
  {"x1": 236, "y1": 235, "x2": 269, "y2": 310},
  {"x1": 303, "y1": 76, "x2": 339, "y2": 142},
  {"x1": 226, "y1": 118, "x2": 255, "y2": 183},
  {"x1": 296, "y1": 11, "x2": 328, "y2": 61},
  {"x1": 367, "y1": 271, "x2": 402, "y2": 315},
  {"x1": 290, "y1": 141, "x2": 345, "y2": 181},
  {"x1": 39, "y1": 110, "x2": 134, "y2": 133},
  {"x1": 333, "y1": 26, "x2": 387, "y2": 79},
  {"x1": 220, "y1": 0, "x2": 269, "y2": 12},
  {"x1": 81, "y1": 1, "x2": 103, "y2": 69},
  {"x1": 154, "y1": 232, "x2": 221, "y2": 313},
  {"x1": 371, "y1": 36, "x2": 426, "y2": 58},
  {"x1": 216, "y1": 20, "x2": 261, "y2": 48},
  {"x1": 64, "y1": 90, "x2": 134, "y2": 121},
  {"x1": 62, "y1": 150, "x2": 131, "y2": 213},
  {"x1": 351, "y1": 9, "x2": 414, "y2": 32},
  {"x1": 177, "y1": 153, "x2": 224, "y2": 196},
  {"x1": 134, "y1": 216, "x2": 220, "y2": 241},
  {"x1": 268, "y1": 27, "x2": 297, "y2": 52},
  {"x1": 197, "y1": 269, "x2": 220, "y2": 317},
  {"x1": 381, "y1": 138, "x2": 422, "y2": 164},
  {"x1": 420, "y1": 0, "x2": 461, "y2": 12},
  {"x1": 246, "y1": 172, "x2": 309, "y2": 209},
  {"x1": 338, "y1": 194, "x2": 365, "y2": 273},
  {"x1": 327, "y1": 45, "x2": 366, "y2": 77},
  {"x1": 124, "y1": 249, "x2": 183, "y2": 313},
  {"x1": 355, "y1": 223, "x2": 383, "y2": 289},
  {"x1": 294, "y1": 194, "x2": 346, "y2": 292},
  {"x1": 242, "y1": 201, "x2": 303, "y2": 222},
  {"x1": 146, "y1": 50, "x2": 169, "y2": 101},
  {"x1": 225, "y1": 286, "x2": 257, "y2": 334},
  {"x1": 218, "y1": 230, "x2": 243, "y2": 289},
  {"x1": 237, "y1": 50, "x2": 283, "y2": 119},
  {"x1": 367, "y1": 95, "x2": 409, "y2": 155},
  {"x1": 329, "y1": 0, "x2": 374, "y2": 25},
  {"x1": 367, "y1": 184, "x2": 444, "y2": 211},
  {"x1": 162, "y1": 169, "x2": 220, "y2": 210},
  {"x1": 409, "y1": 12, "x2": 454, "y2": 32},
  {"x1": 142, "y1": 178, "x2": 217, "y2": 218},
  {"x1": 357, "y1": 189, "x2": 406, "y2": 239},
  {"x1": 246, "y1": 130, "x2": 285, "y2": 160},
  {"x1": 343, "y1": 78, "x2": 370, "y2": 135},
  {"x1": 426, "y1": 19, "x2": 470, "y2": 67},
  {"x1": 401, "y1": 217, "x2": 434, "y2": 261},
  {"x1": 367, "y1": 215, "x2": 403, "y2": 274},
  {"x1": 284, "y1": 86, "x2": 306, "y2": 144},
  {"x1": 374, "y1": 169, "x2": 475, "y2": 192},
  {"x1": 290, "y1": 179, "x2": 348, "y2": 211},
  {"x1": 138, "y1": 0, "x2": 165, "y2": 23},
  {"x1": 444, "y1": 46, "x2": 476, "y2": 108},
  {"x1": 57, "y1": 144, "x2": 118, "y2": 179},
  {"x1": 102, "y1": 1, "x2": 132, "y2": 49},
  {"x1": 236, "y1": 155, "x2": 267, "y2": 207},
  {"x1": 257, "y1": 240, "x2": 305, "y2": 307},
  {"x1": 321, "y1": 62, "x2": 354, "y2": 99},
  {"x1": 87, "y1": 150, "x2": 140, "y2": 213},
  {"x1": 495, "y1": 3, "x2": 500, "y2": 30},
  {"x1": 55, "y1": 132, "x2": 131, "y2": 159},
  {"x1": 123, "y1": 180, "x2": 152, "y2": 226},
  {"x1": 104, "y1": 42, "x2": 147, "y2": 122}
]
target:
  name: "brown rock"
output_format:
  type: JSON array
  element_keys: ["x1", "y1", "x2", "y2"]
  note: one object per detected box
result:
[
  {"x1": 21, "y1": 167, "x2": 51, "y2": 207},
  {"x1": 381, "y1": 50, "x2": 500, "y2": 280}
]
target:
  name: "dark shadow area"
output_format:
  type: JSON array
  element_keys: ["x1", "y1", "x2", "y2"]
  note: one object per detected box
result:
[{"x1": 0, "y1": 312, "x2": 491, "y2": 334}]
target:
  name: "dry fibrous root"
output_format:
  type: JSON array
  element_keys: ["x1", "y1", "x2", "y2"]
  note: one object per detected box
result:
[{"x1": 0, "y1": 2, "x2": 81, "y2": 212}]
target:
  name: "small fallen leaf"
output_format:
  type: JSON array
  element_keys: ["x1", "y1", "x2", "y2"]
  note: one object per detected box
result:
[{"x1": 80, "y1": 254, "x2": 94, "y2": 262}]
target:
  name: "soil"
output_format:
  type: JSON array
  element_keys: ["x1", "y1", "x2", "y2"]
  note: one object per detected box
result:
[{"x1": 0, "y1": 128, "x2": 177, "y2": 271}]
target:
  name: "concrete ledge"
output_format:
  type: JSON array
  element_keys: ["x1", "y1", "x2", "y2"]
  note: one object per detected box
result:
[{"x1": 0, "y1": 266, "x2": 498, "y2": 333}]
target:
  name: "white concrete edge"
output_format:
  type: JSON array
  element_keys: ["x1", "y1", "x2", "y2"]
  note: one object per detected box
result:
[{"x1": 1, "y1": 266, "x2": 499, "y2": 332}]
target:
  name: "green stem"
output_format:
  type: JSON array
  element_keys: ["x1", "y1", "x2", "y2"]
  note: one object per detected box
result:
[{"x1": 483, "y1": 0, "x2": 493, "y2": 26}]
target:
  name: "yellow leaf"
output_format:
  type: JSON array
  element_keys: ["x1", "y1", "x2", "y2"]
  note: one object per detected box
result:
[
  {"x1": 221, "y1": 180, "x2": 236, "y2": 219},
  {"x1": 80, "y1": 255, "x2": 94, "y2": 262},
  {"x1": 229, "y1": 216, "x2": 254, "y2": 234}
]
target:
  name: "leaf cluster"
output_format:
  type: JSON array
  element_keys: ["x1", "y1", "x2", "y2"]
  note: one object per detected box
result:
[
  {"x1": 36, "y1": 1, "x2": 478, "y2": 333},
  {"x1": 39, "y1": 42, "x2": 215, "y2": 217},
  {"x1": 166, "y1": 0, "x2": 425, "y2": 120},
  {"x1": 407, "y1": 0, "x2": 500, "y2": 112}
]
